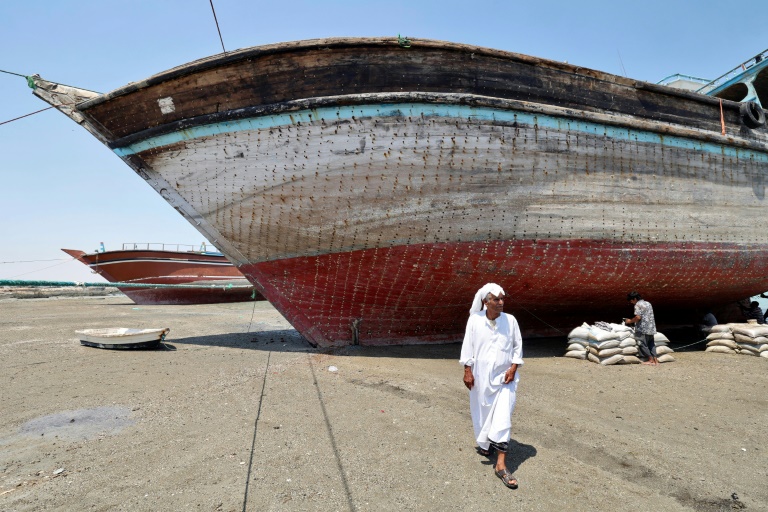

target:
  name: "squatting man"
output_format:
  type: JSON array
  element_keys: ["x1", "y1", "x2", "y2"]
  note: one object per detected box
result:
[{"x1": 460, "y1": 283, "x2": 524, "y2": 489}]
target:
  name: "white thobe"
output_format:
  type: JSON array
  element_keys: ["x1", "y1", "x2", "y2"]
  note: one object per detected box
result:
[{"x1": 459, "y1": 311, "x2": 524, "y2": 450}]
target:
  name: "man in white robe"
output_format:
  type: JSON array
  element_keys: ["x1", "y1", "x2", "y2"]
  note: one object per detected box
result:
[{"x1": 460, "y1": 283, "x2": 524, "y2": 489}]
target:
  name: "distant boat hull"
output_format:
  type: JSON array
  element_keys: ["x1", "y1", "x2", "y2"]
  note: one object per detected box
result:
[
  {"x1": 62, "y1": 248, "x2": 261, "y2": 305},
  {"x1": 36, "y1": 38, "x2": 768, "y2": 346}
]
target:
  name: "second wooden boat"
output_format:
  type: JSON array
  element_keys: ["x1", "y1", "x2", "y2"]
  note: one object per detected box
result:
[{"x1": 62, "y1": 244, "x2": 262, "y2": 305}]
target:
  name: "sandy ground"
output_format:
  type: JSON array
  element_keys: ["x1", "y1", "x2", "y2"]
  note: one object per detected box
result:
[{"x1": 1, "y1": 296, "x2": 767, "y2": 512}]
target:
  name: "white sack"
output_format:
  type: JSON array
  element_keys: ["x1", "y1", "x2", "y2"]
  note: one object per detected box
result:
[
  {"x1": 737, "y1": 343, "x2": 761, "y2": 355},
  {"x1": 597, "y1": 348, "x2": 623, "y2": 358},
  {"x1": 705, "y1": 346, "x2": 737, "y2": 354},
  {"x1": 731, "y1": 325, "x2": 768, "y2": 338},
  {"x1": 564, "y1": 350, "x2": 588, "y2": 360},
  {"x1": 707, "y1": 331, "x2": 733, "y2": 341},
  {"x1": 706, "y1": 339, "x2": 738, "y2": 350},
  {"x1": 619, "y1": 338, "x2": 637, "y2": 348},
  {"x1": 591, "y1": 339, "x2": 620, "y2": 350},
  {"x1": 599, "y1": 354, "x2": 625, "y2": 365},
  {"x1": 568, "y1": 326, "x2": 591, "y2": 340},
  {"x1": 734, "y1": 333, "x2": 760, "y2": 344},
  {"x1": 588, "y1": 328, "x2": 619, "y2": 342}
]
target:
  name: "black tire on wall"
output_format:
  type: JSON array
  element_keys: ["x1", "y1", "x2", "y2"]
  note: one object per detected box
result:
[{"x1": 740, "y1": 101, "x2": 766, "y2": 129}]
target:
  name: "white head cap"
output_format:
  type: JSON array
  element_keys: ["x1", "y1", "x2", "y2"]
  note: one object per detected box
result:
[{"x1": 469, "y1": 283, "x2": 505, "y2": 315}]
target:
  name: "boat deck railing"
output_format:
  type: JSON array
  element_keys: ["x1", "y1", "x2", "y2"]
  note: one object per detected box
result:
[
  {"x1": 656, "y1": 73, "x2": 710, "y2": 87},
  {"x1": 697, "y1": 49, "x2": 768, "y2": 95},
  {"x1": 120, "y1": 242, "x2": 214, "y2": 253}
]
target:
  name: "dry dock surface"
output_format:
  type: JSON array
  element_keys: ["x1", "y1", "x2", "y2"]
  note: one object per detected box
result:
[{"x1": 1, "y1": 296, "x2": 766, "y2": 511}]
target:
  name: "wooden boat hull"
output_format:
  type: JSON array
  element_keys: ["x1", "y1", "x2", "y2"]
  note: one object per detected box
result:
[
  {"x1": 242, "y1": 240, "x2": 768, "y2": 346},
  {"x1": 35, "y1": 38, "x2": 768, "y2": 346},
  {"x1": 62, "y1": 248, "x2": 262, "y2": 305},
  {"x1": 76, "y1": 327, "x2": 169, "y2": 349}
]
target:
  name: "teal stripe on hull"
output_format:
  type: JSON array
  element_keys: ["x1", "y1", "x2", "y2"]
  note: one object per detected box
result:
[{"x1": 113, "y1": 103, "x2": 768, "y2": 162}]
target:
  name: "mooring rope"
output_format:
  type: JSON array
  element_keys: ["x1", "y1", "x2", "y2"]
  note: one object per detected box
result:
[
  {"x1": 208, "y1": 0, "x2": 227, "y2": 55},
  {"x1": 0, "y1": 106, "x2": 56, "y2": 127},
  {"x1": 241, "y1": 351, "x2": 271, "y2": 512},
  {"x1": 9, "y1": 259, "x2": 77, "y2": 279},
  {"x1": 0, "y1": 279, "x2": 253, "y2": 290},
  {"x1": 0, "y1": 68, "x2": 27, "y2": 78},
  {"x1": 307, "y1": 355, "x2": 357, "y2": 511},
  {"x1": 0, "y1": 68, "x2": 101, "y2": 93},
  {"x1": 0, "y1": 69, "x2": 103, "y2": 127},
  {"x1": 0, "y1": 258, "x2": 71, "y2": 264},
  {"x1": 512, "y1": 297, "x2": 713, "y2": 353},
  {"x1": 668, "y1": 337, "x2": 709, "y2": 351}
]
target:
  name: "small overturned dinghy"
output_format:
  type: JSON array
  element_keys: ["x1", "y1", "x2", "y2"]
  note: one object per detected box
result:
[{"x1": 76, "y1": 327, "x2": 170, "y2": 349}]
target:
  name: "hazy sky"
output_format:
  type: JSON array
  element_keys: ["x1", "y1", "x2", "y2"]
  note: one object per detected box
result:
[{"x1": 1, "y1": 0, "x2": 766, "y2": 283}]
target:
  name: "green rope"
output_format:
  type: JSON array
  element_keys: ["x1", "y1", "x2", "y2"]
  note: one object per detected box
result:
[{"x1": 0, "y1": 279, "x2": 252, "y2": 290}]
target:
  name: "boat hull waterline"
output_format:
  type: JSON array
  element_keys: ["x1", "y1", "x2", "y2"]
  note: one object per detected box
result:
[{"x1": 34, "y1": 38, "x2": 768, "y2": 346}]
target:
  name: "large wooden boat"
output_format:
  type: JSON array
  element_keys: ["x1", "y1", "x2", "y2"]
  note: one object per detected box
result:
[
  {"x1": 62, "y1": 244, "x2": 262, "y2": 305},
  {"x1": 33, "y1": 38, "x2": 768, "y2": 346}
]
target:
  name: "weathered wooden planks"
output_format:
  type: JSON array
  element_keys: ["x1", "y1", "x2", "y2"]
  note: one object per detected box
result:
[{"x1": 78, "y1": 38, "x2": 759, "y2": 143}]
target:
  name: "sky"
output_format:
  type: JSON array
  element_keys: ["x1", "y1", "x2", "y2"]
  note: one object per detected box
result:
[{"x1": 1, "y1": 0, "x2": 767, "y2": 285}]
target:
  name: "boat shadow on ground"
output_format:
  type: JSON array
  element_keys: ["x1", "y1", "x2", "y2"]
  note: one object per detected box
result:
[
  {"x1": 165, "y1": 329, "x2": 316, "y2": 353},
  {"x1": 163, "y1": 330, "x2": 569, "y2": 359}
]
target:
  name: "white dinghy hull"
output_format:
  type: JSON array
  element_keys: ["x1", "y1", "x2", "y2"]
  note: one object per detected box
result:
[{"x1": 76, "y1": 327, "x2": 170, "y2": 349}]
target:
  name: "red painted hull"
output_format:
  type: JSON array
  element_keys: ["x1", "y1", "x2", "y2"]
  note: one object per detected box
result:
[
  {"x1": 240, "y1": 239, "x2": 768, "y2": 347},
  {"x1": 63, "y1": 249, "x2": 262, "y2": 305}
]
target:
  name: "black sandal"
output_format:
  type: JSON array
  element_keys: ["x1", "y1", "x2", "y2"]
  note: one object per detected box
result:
[
  {"x1": 477, "y1": 446, "x2": 494, "y2": 457},
  {"x1": 495, "y1": 468, "x2": 518, "y2": 489}
]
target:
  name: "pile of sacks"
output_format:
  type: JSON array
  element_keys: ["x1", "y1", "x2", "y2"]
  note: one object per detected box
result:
[
  {"x1": 564, "y1": 322, "x2": 675, "y2": 365},
  {"x1": 705, "y1": 323, "x2": 768, "y2": 358},
  {"x1": 653, "y1": 334, "x2": 676, "y2": 362}
]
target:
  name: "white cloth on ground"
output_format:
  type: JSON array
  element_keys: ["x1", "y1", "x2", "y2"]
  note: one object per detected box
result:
[{"x1": 460, "y1": 311, "x2": 523, "y2": 450}]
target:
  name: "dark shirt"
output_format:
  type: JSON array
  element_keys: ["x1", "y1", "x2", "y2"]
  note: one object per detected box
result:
[
  {"x1": 701, "y1": 312, "x2": 717, "y2": 327},
  {"x1": 745, "y1": 306, "x2": 765, "y2": 324}
]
